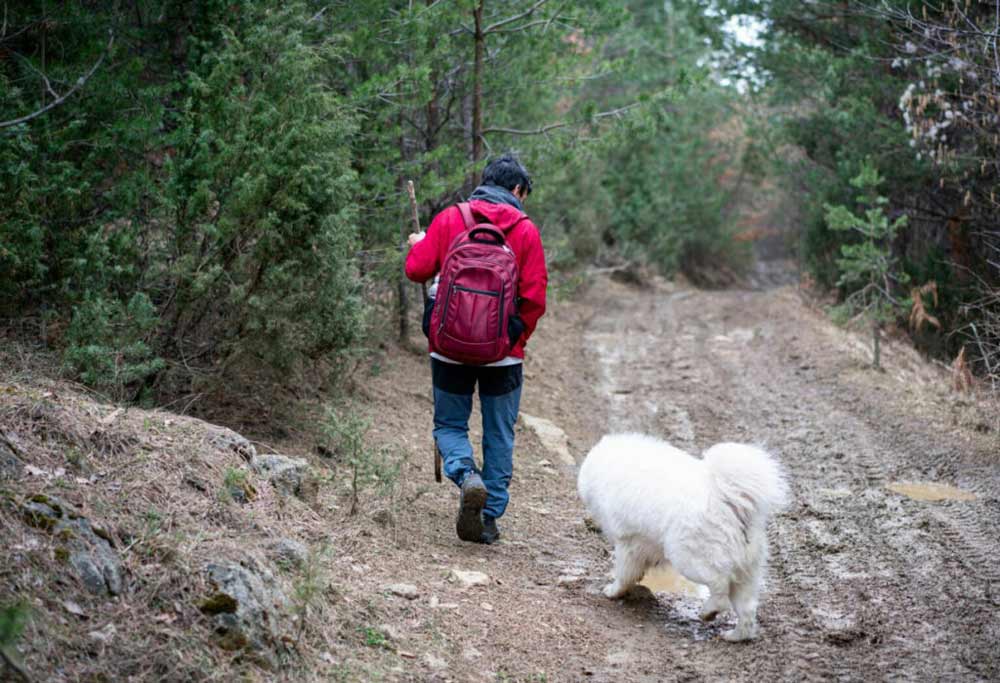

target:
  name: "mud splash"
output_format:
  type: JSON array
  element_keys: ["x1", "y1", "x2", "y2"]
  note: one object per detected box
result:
[{"x1": 886, "y1": 481, "x2": 977, "y2": 502}]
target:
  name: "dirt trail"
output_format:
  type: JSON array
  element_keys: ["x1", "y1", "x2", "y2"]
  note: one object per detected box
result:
[
  {"x1": 575, "y1": 278, "x2": 999, "y2": 681},
  {"x1": 329, "y1": 272, "x2": 999, "y2": 682},
  {"x1": 5, "y1": 269, "x2": 997, "y2": 682}
]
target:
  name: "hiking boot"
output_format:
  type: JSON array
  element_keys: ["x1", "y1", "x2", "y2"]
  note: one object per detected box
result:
[
  {"x1": 456, "y1": 472, "x2": 487, "y2": 542},
  {"x1": 480, "y1": 516, "x2": 500, "y2": 545}
]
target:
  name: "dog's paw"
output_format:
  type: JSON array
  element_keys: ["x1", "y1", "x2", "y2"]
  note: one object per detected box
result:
[
  {"x1": 699, "y1": 608, "x2": 719, "y2": 623},
  {"x1": 602, "y1": 582, "x2": 626, "y2": 599},
  {"x1": 699, "y1": 594, "x2": 730, "y2": 622},
  {"x1": 721, "y1": 626, "x2": 757, "y2": 642}
]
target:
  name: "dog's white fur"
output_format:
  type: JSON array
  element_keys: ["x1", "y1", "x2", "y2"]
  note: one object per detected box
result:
[{"x1": 578, "y1": 433, "x2": 789, "y2": 641}]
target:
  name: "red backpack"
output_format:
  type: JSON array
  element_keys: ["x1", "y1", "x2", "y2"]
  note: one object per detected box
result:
[{"x1": 429, "y1": 203, "x2": 520, "y2": 365}]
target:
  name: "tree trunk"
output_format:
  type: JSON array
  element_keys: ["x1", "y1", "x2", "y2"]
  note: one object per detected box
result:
[
  {"x1": 398, "y1": 112, "x2": 410, "y2": 342},
  {"x1": 471, "y1": 0, "x2": 485, "y2": 162},
  {"x1": 426, "y1": 0, "x2": 439, "y2": 156},
  {"x1": 872, "y1": 319, "x2": 881, "y2": 370}
]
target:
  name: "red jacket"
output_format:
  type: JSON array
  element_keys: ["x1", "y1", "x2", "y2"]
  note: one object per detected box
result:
[{"x1": 405, "y1": 200, "x2": 548, "y2": 359}]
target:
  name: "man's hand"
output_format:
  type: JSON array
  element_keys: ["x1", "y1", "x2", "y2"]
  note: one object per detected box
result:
[{"x1": 408, "y1": 231, "x2": 426, "y2": 246}]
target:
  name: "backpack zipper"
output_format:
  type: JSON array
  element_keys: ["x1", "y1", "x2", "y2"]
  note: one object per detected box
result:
[{"x1": 454, "y1": 285, "x2": 500, "y2": 297}]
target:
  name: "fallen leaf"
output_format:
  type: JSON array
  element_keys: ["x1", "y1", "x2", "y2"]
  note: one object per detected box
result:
[
  {"x1": 100, "y1": 408, "x2": 124, "y2": 425},
  {"x1": 88, "y1": 623, "x2": 117, "y2": 643},
  {"x1": 63, "y1": 600, "x2": 87, "y2": 618}
]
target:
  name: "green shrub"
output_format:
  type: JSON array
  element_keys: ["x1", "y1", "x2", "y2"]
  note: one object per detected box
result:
[
  {"x1": 824, "y1": 163, "x2": 910, "y2": 368},
  {"x1": 157, "y1": 3, "x2": 364, "y2": 392},
  {"x1": 321, "y1": 406, "x2": 400, "y2": 516},
  {"x1": 63, "y1": 293, "x2": 164, "y2": 401}
]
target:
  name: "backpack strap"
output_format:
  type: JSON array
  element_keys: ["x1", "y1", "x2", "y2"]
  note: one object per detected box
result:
[{"x1": 457, "y1": 202, "x2": 476, "y2": 231}]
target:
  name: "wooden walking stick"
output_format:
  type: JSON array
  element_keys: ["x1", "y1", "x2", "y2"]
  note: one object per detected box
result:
[
  {"x1": 407, "y1": 180, "x2": 441, "y2": 483},
  {"x1": 406, "y1": 181, "x2": 428, "y2": 305}
]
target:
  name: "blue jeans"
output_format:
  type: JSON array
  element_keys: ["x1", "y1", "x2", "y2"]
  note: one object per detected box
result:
[{"x1": 431, "y1": 359, "x2": 522, "y2": 520}]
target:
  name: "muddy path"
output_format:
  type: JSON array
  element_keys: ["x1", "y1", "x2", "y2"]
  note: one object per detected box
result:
[
  {"x1": 576, "y1": 277, "x2": 999, "y2": 681},
  {"x1": 336, "y1": 274, "x2": 999, "y2": 682}
]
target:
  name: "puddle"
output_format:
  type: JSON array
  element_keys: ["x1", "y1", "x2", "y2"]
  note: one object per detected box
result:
[
  {"x1": 886, "y1": 481, "x2": 976, "y2": 502},
  {"x1": 639, "y1": 566, "x2": 708, "y2": 598}
]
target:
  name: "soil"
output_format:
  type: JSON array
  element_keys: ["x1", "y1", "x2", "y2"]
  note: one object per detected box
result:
[
  {"x1": 3, "y1": 263, "x2": 999, "y2": 682},
  {"x1": 333, "y1": 270, "x2": 999, "y2": 682}
]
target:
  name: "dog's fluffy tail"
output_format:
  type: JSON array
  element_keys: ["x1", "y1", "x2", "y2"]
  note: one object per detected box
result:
[{"x1": 703, "y1": 443, "x2": 790, "y2": 524}]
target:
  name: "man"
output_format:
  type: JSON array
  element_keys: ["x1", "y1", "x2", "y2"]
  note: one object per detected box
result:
[{"x1": 405, "y1": 154, "x2": 547, "y2": 544}]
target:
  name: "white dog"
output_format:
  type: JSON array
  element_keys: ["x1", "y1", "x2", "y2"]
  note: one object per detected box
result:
[{"x1": 578, "y1": 433, "x2": 789, "y2": 641}]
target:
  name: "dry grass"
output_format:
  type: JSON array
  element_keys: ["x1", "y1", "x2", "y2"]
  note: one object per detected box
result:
[{"x1": 0, "y1": 363, "x2": 366, "y2": 682}]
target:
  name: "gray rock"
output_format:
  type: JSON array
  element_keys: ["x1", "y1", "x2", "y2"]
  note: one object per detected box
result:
[
  {"x1": 87, "y1": 623, "x2": 117, "y2": 644},
  {"x1": 448, "y1": 569, "x2": 490, "y2": 588},
  {"x1": 21, "y1": 495, "x2": 123, "y2": 596},
  {"x1": 269, "y1": 539, "x2": 309, "y2": 570},
  {"x1": 21, "y1": 497, "x2": 63, "y2": 529},
  {"x1": 0, "y1": 437, "x2": 22, "y2": 480},
  {"x1": 66, "y1": 519, "x2": 123, "y2": 596},
  {"x1": 423, "y1": 653, "x2": 448, "y2": 671},
  {"x1": 207, "y1": 426, "x2": 257, "y2": 462},
  {"x1": 377, "y1": 623, "x2": 404, "y2": 642},
  {"x1": 384, "y1": 583, "x2": 419, "y2": 600},
  {"x1": 251, "y1": 454, "x2": 316, "y2": 501},
  {"x1": 200, "y1": 561, "x2": 287, "y2": 658}
]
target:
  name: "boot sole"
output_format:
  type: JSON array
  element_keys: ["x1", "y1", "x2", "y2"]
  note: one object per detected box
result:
[{"x1": 456, "y1": 482, "x2": 487, "y2": 542}]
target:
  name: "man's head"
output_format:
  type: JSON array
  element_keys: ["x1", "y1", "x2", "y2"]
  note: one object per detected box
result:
[{"x1": 481, "y1": 153, "x2": 532, "y2": 202}]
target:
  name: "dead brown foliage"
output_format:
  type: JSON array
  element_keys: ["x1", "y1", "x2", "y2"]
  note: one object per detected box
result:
[
  {"x1": 909, "y1": 281, "x2": 941, "y2": 333},
  {"x1": 951, "y1": 347, "x2": 975, "y2": 394}
]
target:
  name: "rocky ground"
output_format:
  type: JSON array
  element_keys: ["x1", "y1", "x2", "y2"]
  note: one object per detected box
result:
[{"x1": 2, "y1": 267, "x2": 998, "y2": 682}]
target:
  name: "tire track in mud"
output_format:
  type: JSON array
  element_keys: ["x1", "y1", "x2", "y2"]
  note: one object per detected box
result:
[{"x1": 579, "y1": 278, "x2": 999, "y2": 681}]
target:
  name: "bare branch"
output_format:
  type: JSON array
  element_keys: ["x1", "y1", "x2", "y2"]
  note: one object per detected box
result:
[
  {"x1": 0, "y1": 29, "x2": 114, "y2": 131},
  {"x1": 542, "y1": 0, "x2": 570, "y2": 33},
  {"x1": 490, "y1": 18, "x2": 549, "y2": 34},
  {"x1": 13, "y1": 53, "x2": 59, "y2": 99},
  {"x1": 482, "y1": 101, "x2": 644, "y2": 136},
  {"x1": 593, "y1": 102, "x2": 643, "y2": 120},
  {"x1": 482, "y1": 121, "x2": 570, "y2": 136},
  {"x1": 483, "y1": 0, "x2": 548, "y2": 34}
]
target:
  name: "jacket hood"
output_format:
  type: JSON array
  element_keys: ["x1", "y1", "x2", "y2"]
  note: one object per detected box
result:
[{"x1": 467, "y1": 199, "x2": 528, "y2": 232}]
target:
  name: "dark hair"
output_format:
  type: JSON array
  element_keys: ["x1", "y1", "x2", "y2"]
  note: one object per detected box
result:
[{"x1": 481, "y1": 153, "x2": 532, "y2": 195}]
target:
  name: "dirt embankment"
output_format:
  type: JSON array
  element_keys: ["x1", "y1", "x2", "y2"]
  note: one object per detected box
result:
[{"x1": 2, "y1": 273, "x2": 998, "y2": 682}]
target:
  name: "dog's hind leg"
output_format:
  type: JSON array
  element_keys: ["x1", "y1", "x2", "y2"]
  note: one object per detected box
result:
[
  {"x1": 603, "y1": 540, "x2": 648, "y2": 599},
  {"x1": 722, "y1": 566, "x2": 763, "y2": 641},
  {"x1": 662, "y1": 546, "x2": 732, "y2": 622},
  {"x1": 723, "y1": 529, "x2": 769, "y2": 641},
  {"x1": 699, "y1": 579, "x2": 732, "y2": 622}
]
